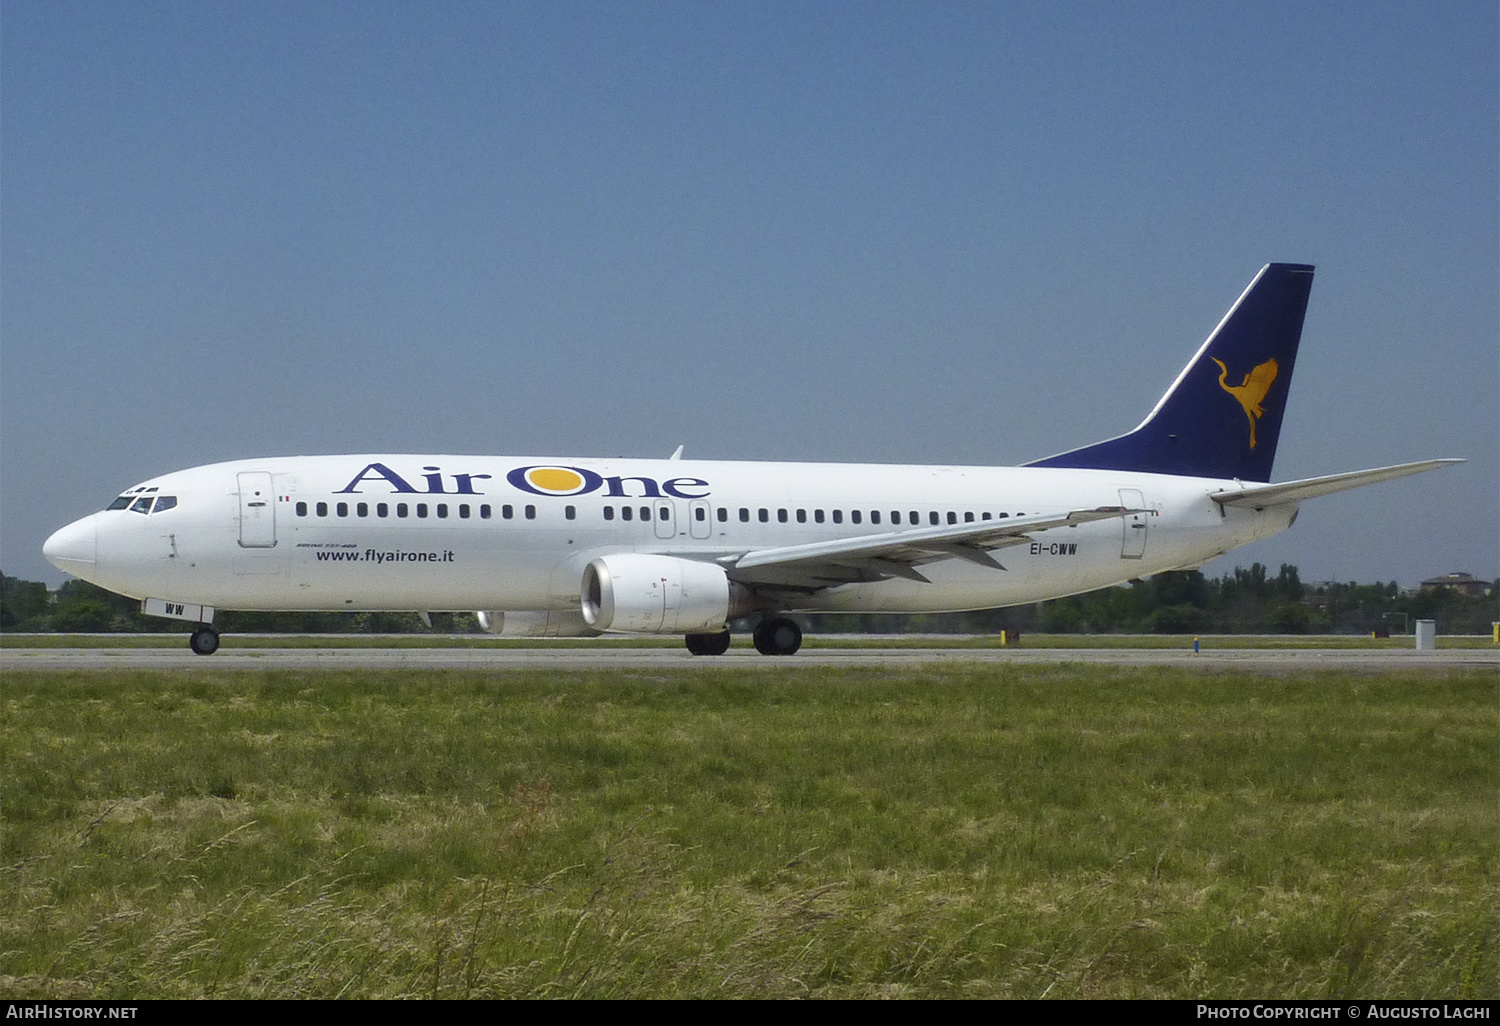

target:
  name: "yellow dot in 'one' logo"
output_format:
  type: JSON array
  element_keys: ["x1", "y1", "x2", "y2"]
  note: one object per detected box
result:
[{"x1": 526, "y1": 467, "x2": 586, "y2": 494}]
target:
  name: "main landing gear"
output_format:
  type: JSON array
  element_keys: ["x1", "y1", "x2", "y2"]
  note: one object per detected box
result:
[
  {"x1": 753, "y1": 617, "x2": 802, "y2": 655},
  {"x1": 684, "y1": 630, "x2": 731, "y2": 655},
  {"x1": 189, "y1": 624, "x2": 220, "y2": 655},
  {"x1": 682, "y1": 617, "x2": 804, "y2": 656}
]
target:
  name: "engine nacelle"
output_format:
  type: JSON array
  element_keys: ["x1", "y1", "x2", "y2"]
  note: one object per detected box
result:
[
  {"x1": 581, "y1": 553, "x2": 734, "y2": 634},
  {"x1": 475, "y1": 609, "x2": 601, "y2": 637}
]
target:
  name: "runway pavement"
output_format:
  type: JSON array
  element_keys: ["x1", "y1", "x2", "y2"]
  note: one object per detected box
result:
[{"x1": 4, "y1": 644, "x2": 1494, "y2": 672}]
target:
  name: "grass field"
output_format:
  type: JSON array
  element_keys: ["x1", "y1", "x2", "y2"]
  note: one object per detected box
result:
[{"x1": 2, "y1": 664, "x2": 1494, "y2": 998}]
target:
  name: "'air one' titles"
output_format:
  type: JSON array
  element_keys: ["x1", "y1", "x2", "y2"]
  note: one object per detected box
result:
[{"x1": 336, "y1": 462, "x2": 710, "y2": 499}]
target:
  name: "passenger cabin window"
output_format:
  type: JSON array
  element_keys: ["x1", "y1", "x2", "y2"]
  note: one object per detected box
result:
[
  {"x1": 317, "y1": 501, "x2": 329, "y2": 517},
  {"x1": 480, "y1": 504, "x2": 492, "y2": 519},
  {"x1": 378, "y1": 503, "x2": 389, "y2": 518},
  {"x1": 296, "y1": 501, "x2": 308, "y2": 517}
]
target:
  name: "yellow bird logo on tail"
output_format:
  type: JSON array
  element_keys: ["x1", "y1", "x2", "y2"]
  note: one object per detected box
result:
[{"x1": 1212, "y1": 357, "x2": 1279, "y2": 449}]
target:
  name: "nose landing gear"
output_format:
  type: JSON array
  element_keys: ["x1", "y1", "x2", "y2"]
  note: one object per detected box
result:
[{"x1": 189, "y1": 624, "x2": 220, "y2": 655}]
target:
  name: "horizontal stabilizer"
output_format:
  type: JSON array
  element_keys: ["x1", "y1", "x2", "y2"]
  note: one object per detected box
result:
[{"x1": 1209, "y1": 459, "x2": 1463, "y2": 509}]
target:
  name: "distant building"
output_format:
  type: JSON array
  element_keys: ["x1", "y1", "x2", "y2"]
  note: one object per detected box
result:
[{"x1": 1417, "y1": 572, "x2": 1491, "y2": 598}]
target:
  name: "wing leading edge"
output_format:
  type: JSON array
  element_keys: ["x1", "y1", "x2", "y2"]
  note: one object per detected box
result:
[{"x1": 721, "y1": 506, "x2": 1144, "y2": 590}]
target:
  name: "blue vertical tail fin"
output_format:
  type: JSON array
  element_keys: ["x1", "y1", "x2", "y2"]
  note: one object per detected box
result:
[{"x1": 1026, "y1": 263, "x2": 1314, "y2": 482}]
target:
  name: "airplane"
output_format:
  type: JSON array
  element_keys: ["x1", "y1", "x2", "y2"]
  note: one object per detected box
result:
[{"x1": 42, "y1": 263, "x2": 1460, "y2": 656}]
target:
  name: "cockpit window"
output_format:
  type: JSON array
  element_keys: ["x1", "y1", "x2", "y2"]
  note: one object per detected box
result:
[{"x1": 108, "y1": 492, "x2": 178, "y2": 512}]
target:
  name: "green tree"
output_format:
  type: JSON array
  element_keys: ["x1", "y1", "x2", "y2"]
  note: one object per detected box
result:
[
  {"x1": 1147, "y1": 602, "x2": 1210, "y2": 634},
  {"x1": 1266, "y1": 601, "x2": 1312, "y2": 634},
  {"x1": 50, "y1": 600, "x2": 117, "y2": 632},
  {"x1": 1274, "y1": 563, "x2": 1304, "y2": 602},
  {"x1": 52, "y1": 578, "x2": 149, "y2": 632},
  {"x1": 0, "y1": 573, "x2": 51, "y2": 629}
]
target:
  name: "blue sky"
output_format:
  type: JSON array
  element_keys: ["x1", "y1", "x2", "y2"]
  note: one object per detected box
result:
[{"x1": 3, "y1": 1, "x2": 1496, "y2": 589}]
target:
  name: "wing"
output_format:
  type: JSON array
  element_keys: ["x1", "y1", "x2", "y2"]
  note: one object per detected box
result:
[{"x1": 718, "y1": 506, "x2": 1144, "y2": 591}]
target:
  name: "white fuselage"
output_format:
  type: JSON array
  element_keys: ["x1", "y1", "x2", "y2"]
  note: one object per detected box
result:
[{"x1": 45, "y1": 454, "x2": 1295, "y2": 618}]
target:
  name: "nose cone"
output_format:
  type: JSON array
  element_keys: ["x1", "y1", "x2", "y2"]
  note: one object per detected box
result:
[{"x1": 43, "y1": 516, "x2": 97, "y2": 574}]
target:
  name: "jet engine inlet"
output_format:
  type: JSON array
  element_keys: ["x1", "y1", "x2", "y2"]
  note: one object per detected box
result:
[{"x1": 581, "y1": 553, "x2": 737, "y2": 634}]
